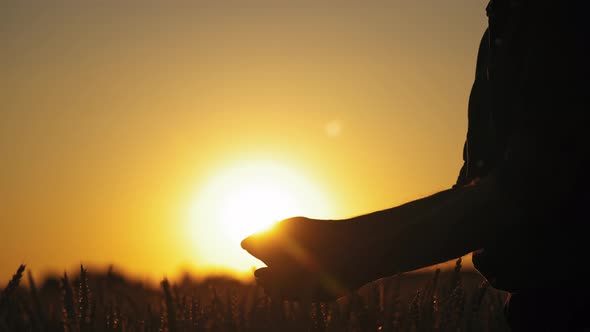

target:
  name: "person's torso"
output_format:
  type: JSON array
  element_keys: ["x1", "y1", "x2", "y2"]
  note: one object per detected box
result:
[{"x1": 467, "y1": 0, "x2": 589, "y2": 292}]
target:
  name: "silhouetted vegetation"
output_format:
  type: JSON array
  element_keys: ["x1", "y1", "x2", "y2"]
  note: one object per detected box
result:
[{"x1": 0, "y1": 260, "x2": 509, "y2": 331}]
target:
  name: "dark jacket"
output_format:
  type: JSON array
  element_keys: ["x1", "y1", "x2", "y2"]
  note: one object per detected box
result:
[{"x1": 456, "y1": 0, "x2": 589, "y2": 292}]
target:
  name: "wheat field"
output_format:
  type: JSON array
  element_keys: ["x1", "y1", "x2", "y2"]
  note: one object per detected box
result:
[{"x1": 0, "y1": 258, "x2": 510, "y2": 332}]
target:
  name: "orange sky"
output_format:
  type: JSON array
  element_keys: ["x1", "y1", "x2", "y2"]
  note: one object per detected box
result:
[{"x1": 1, "y1": 1, "x2": 488, "y2": 284}]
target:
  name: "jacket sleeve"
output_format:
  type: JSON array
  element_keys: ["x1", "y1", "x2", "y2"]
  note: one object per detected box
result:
[{"x1": 455, "y1": 28, "x2": 495, "y2": 188}]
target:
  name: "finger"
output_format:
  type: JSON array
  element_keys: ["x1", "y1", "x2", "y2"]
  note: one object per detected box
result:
[
  {"x1": 241, "y1": 233, "x2": 275, "y2": 265},
  {"x1": 240, "y1": 216, "x2": 302, "y2": 253},
  {"x1": 253, "y1": 267, "x2": 286, "y2": 299},
  {"x1": 253, "y1": 266, "x2": 270, "y2": 279},
  {"x1": 240, "y1": 233, "x2": 267, "y2": 258},
  {"x1": 241, "y1": 232, "x2": 291, "y2": 267},
  {"x1": 240, "y1": 234, "x2": 255, "y2": 251}
]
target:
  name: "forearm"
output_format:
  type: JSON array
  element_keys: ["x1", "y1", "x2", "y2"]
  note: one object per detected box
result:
[
  {"x1": 341, "y1": 125, "x2": 571, "y2": 279},
  {"x1": 345, "y1": 173, "x2": 515, "y2": 278}
]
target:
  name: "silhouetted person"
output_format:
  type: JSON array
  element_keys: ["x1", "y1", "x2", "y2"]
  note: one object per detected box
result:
[{"x1": 242, "y1": 1, "x2": 589, "y2": 330}]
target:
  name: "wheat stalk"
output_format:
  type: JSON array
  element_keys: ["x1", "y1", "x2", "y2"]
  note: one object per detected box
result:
[
  {"x1": 62, "y1": 272, "x2": 78, "y2": 332},
  {"x1": 0, "y1": 264, "x2": 26, "y2": 308},
  {"x1": 78, "y1": 265, "x2": 91, "y2": 328},
  {"x1": 161, "y1": 278, "x2": 177, "y2": 332}
]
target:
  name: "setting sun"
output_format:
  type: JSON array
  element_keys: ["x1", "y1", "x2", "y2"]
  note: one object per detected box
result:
[
  {"x1": 219, "y1": 182, "x2": 300, "y2": 242},
  {"x1": 2, "y1": 0, "x2": 484, "y2": 288},
  {"x1": 187, "y1": 160, "x2": 335, "y2": 275}
]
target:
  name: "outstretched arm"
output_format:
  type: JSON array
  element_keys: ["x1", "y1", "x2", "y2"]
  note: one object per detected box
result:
[
  {"x1": 240, "y1": 176, "x2": 508, "y2": 300},
  {"x1": 242, "y1": 130, "x2": 561, "y2": 299},
  {"x1": 344, "y1": 172, "x2": 506, "y2": 279},
  {"x1": 347, "y1": 126, "x2": 566, "y2": 275}
]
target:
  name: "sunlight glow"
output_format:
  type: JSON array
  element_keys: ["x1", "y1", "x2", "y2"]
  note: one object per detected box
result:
[
  {"x1": 220, "y1": 183, "x2": 300, "y2": 242},
  {"x1": 187, "y1": 160, "x2": 335, "y2": 274}
]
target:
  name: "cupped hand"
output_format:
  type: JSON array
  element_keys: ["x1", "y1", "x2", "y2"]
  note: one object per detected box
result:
[{"x1": 241, "y1": 216, "x2": 379, "y2": 301}]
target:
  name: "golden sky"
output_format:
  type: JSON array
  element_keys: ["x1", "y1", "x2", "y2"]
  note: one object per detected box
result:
[{"x1": 1, "y1": 1, "x2": 488, "y2": 283}]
